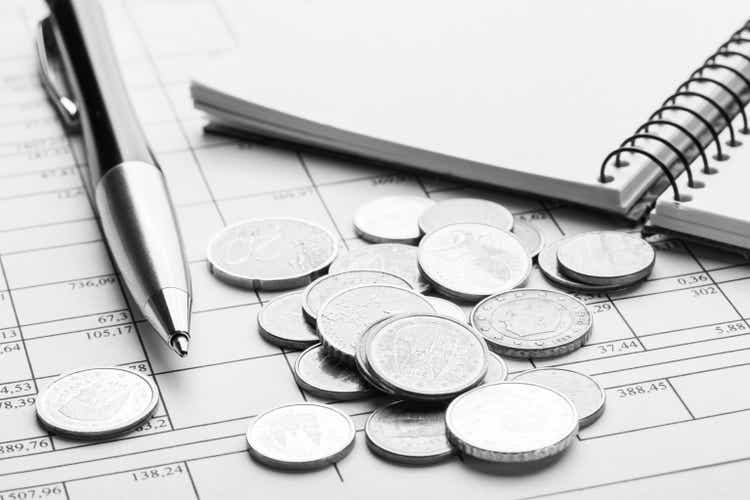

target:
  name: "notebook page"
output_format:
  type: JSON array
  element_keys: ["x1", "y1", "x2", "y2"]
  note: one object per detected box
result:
[
  {"x1": 192, "y1": 0, "x2": 749, "y2": 211},
  {"x1": 5, "y1": 1, "x2": 750, "y2": 499}
]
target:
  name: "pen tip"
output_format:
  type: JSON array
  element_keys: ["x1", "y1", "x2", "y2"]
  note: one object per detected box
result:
[{"x1": 170, "y1": 332, "x2": 190, "y2": 357}]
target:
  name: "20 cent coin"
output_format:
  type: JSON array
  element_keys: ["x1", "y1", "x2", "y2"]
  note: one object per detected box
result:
[{"x1": 207, "y1": 218, "x2": 337, "y2": 290}]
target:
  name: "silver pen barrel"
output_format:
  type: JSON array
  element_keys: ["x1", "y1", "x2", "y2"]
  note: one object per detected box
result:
[
  {"x1": 44, "y1": 0, "x2": 192, "y2": 356},
  {"x1": 96, "y1": 163, "x2": 192, "y2": 356}
]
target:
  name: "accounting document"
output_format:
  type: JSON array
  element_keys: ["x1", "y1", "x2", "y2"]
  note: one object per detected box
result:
[{"x1": 1, "y1": 1, "x2": 750, "y2": 498}]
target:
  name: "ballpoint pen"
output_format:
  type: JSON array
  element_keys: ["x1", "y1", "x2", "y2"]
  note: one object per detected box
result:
[{"x1": 36, "y1": 0, "x2": 193, "y2": 357}]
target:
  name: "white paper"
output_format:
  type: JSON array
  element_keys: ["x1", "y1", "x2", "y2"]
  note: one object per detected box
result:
[
  {"x1": 191, "y1": 0, "x2": 749, "y2": 213},
  {"x1": 2, "y1": 1, "x2": 750, "y2": 499}
]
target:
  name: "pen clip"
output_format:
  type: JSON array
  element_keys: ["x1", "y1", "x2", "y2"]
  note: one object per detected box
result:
[{"x1": 36, "y1": 16, "x2": 80, "y2": 132}]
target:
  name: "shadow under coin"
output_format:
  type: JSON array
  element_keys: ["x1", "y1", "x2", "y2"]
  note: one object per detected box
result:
[{"x1": 459, "y1": 450, "x2": 566, "y2": 476}]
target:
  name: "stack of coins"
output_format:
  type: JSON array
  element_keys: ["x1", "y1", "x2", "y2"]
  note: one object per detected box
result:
[
  {"x1": 355, "y1": 313, "x2": 488, "y2": 401},
  {"x1": 205, "y1": 205, "x2": 618, "y2": 471},
  {"x1": 540, "y1": 231, "x2": 655, "y2": 292}
]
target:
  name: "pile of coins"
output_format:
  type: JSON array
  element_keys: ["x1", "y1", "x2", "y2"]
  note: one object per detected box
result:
[
  {"x1": 251, "y1": 269, "x2": 607, "y2": 468},
  {"x1": 33, "y1": 195, "x2": 650, "y2": 470},
  {"x1": 217, "y1": 196, "x2": 640, "y2": 471},
  {"x1": 539, "y1": 231, "x2": 655, "y2": 292}
]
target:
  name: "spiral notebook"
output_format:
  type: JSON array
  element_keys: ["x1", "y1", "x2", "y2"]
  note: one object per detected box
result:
[
  {"x1": 644, "y1": 39, "x2": 750, "y2": 250},
  {"x1": 191, "y1": 0, "x2": 750, "y2": 250}
]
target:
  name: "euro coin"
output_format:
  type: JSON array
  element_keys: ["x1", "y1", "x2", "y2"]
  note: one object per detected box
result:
[
  {"x1": 36, "y1": 367, "x2": 158, "y2": 439},
  {"x1": 418, "y1": 198, "x2": 513, "y2": 234},
  {"x1": 538, "y1": 238, "x2": 628, "y2": 293},
  {"x1": 317, "y1": 284, "x2": 435, "y2": 363},
  {"x1": 246, "y1": 403, "x2": 355, "y2": 470},
  {"x1": 556, "y1": 231, "x2": 655, "y2": 286},
  {"x1": 471, "y1": 288, "x2": 592, "y2": 358},
  {"x1": 207, "y1": 218, "x2": 337, "y2": 290},
  {"x1": 513, "y1": 368, "x2": 606, "y2": 427},
  {"x1": 365, "y1": 400, "x2": 454, "y2": 464},
  {"x1": 364, "y1": 313, "x2": 487, "y2": 401},
  {"x1": 418, "y1": 223, "x2": 531, "y2": 302},
  {"x1": 446, "y1": 382, "x2": 578, "y2": 463},
  {"x1": 482, "y1": 352, "x2": 509, "y2": 384},
  {"x1": 353, "y1": 196, "x2": 435, "y2": 244},
  {"x1": 512, "y1": 219, "x2": 544, "y2": 258},
  {"x1": 257, "y1": 291, "x2": 319, "y2": 350},
  {"x1": 355, "y1": 318, "x2": 397, "y2": 395},
  {"x1": 330, "y1": 243, "x2": 429, "y2": 292},
  {"x1": 293, "y1": 344, "x2": 372, "y2": 400},
  {"x1": 302, "y1": 270, "x2": 411, "y2": 325},
  {"x1": 424, "y1": 296, "x2": 467, "y2": 323}
]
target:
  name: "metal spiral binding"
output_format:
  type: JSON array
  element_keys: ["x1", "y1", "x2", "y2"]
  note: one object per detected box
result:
[
  {"x1": 599, "y1": 21, "x2": 750, "y2": 201},
  {"x1": 649, "y1": 105, "x2": 724, "y2": 166}
]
